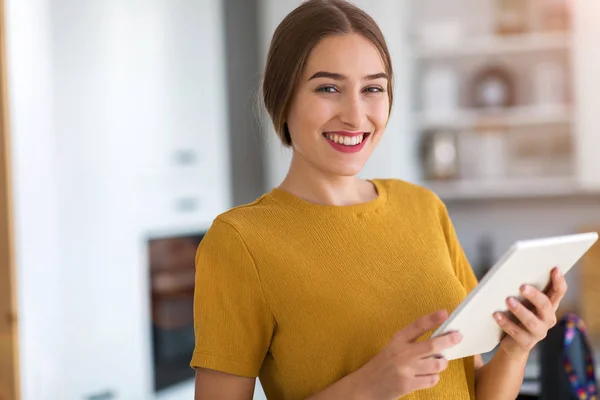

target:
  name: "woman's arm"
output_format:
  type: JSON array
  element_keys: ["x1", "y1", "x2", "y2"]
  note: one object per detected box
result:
[
  {"x1": 194, "y1": 368, "x2": 256, "y2": 400},
  {"x1": 305, "y1": 368, "x2": 371, "y2": 400},
  {"x1": 475, "y1": 267, "x2": 568, "y2": 400},
  {"x1": 192, "y1": 363, "x2": 367, "y2": 400},
  {"x1": 474, "y1": 348, "x2": 529, "y2": 399}
]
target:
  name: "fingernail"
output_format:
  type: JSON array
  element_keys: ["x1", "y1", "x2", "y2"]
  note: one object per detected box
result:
[
  {"x1": 494, "y1": 312, "x2": 504, "y2": 321},
  {"x1": 454, "y1": 332, "x2": 463, "y2": 342},
  {"x1": 507, "y1": 297, "x2": 518, "y2": 307},
  {"x1": 522, "y1": 285, "x2": 532, "y2": 295}
]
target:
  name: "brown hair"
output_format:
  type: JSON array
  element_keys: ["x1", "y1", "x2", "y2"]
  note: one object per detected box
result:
[{"x1": 261, "y1": 0, "x2": 394, "y2": 147}]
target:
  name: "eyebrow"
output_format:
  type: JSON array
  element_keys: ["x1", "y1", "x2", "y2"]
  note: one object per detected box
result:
[{"x1": 307, "y1": 71, "x2": 388, "y2": 81}]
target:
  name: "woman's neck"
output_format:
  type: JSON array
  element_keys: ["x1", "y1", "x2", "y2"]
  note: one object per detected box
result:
[{"x1": 277, "y1": 154, "x2": 378, "y2": 206}]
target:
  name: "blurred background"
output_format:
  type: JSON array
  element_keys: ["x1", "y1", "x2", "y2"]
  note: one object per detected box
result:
[{"x1": 0, "y1": 0, "x2": 599, "y2": 399}]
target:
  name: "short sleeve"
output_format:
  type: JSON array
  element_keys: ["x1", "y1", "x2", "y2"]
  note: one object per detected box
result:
[
  {"x1": 435, "y1": 196, "x2": 479, "y2": 294},
  {"x1": 190, "y1": 218, "x2": 276, "y2": 377}
]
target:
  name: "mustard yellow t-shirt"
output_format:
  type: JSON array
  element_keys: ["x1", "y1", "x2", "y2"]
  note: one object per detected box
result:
[{"x1": 190, "y1": 179, "x2": 478, "y2": 400}]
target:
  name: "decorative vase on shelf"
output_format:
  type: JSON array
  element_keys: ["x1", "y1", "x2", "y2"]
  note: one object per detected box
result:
[
  {"x1": 420, "y1": 130, "x2": 460, "y2": 181},
  {"x1": 541, "y1": 0, "x2": 572, "y2": 32},
  {"x1": 469, "y1": 64, "x2": 516, "y2": 110},
  {"x1": 495, "y1": 0, "x2": 530, "y2": 35}
]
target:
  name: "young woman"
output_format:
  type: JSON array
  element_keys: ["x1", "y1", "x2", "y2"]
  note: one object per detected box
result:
[{"x1": 191, "y1": 1, "x2": 568, "y2": 399}]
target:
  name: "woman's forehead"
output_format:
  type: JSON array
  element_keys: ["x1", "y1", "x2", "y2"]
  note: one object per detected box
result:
[{"x1": 302, "y1": 33, "x2": 387, "y2": 80}]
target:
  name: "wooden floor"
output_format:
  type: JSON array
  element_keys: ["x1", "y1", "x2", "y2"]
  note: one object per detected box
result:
[{"x1": 0, "y1": 0, "x2": 19, "y2": 397}]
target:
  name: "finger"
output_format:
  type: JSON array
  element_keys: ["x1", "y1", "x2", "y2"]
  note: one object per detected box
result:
[
  {"x1": 506, "y1": 296, "x2": 547, "y2": 338},
  {"x1": 520, "y1": 284, "x2": 557, "y2": 327},
  {"x1": 546, "y1": 268, "x2": 568, "y2": 311},
  {"x1": 397, "y1": 310, "x2": 448, "y2": 342},
  {"x1": 411, "y1": 375, "x2": 440, "y2": 392},
  {"x1": 412, "y1": 331, "x2": 463, "y2": 358},
  {"x1": 413, "y1": 357, "x2": 449, "y2": 377},
  {"x1": 494, "y1": 312, "x2": 536, "y2": 350}
]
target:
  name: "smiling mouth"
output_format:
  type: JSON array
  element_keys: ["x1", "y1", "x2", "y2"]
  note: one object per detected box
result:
[{"x1": 322, "y1": 132, "x2": 371, "y2": 146}]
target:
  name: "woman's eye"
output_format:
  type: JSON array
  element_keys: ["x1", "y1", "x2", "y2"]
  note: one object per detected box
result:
[
  {"x1": 316, "y1": 85, "x2": 338, "y2": 93},
  {"x1": 364, "y1": 86, "x2": 385, "y2": 94}
]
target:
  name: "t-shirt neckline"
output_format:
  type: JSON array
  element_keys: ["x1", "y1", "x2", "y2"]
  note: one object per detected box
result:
[{"x1": 268, "y1": 179, "x2": 388, "y2": 216}]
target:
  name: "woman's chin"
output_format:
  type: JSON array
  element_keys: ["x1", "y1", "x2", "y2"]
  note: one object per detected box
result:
[{"x1": 320, "y1": 161, "x2": 366, "y2": 178}]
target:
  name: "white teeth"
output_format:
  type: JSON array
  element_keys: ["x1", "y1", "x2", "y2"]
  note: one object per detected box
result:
[{"x1": 325, "y1": 133, "x2": 365, "y2": 146}]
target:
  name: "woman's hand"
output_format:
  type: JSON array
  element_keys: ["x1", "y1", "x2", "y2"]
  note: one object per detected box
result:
[
  {"x1": 353, "y1": 310, "x2": 463, "y2": 400},
  {"x1": 494, "y1": 267, "x2": 568, "y2": 359}
]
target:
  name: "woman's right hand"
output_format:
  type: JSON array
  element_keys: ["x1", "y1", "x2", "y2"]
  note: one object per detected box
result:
[{"x1": 353, "y1": 310, "x2": 463, "y2": 399}]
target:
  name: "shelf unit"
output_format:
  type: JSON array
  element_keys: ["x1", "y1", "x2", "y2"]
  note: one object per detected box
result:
[
  {"x1": 408, "y1": 0, "x2": 600, "y2": 201},
  {"x1": 416, "y1": 104, "x2": 574, "y2": 130},
  {"x1": 425, "y1": 176, "x2": 592, "y2": 202},
  {"x1": 414, "y1": 31, "x2": 572, "y2": 59}
]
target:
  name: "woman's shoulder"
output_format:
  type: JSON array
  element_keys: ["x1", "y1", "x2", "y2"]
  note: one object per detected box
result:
[
  {"x1": 208, "y1": 191, "x2": 283, "y2": 236},
  {"x1": 377, "y1": 178, "x2": 454, "y2": 229},
  {"x1": 376, "y1": 178, "x2": 443, "y2": 207}
]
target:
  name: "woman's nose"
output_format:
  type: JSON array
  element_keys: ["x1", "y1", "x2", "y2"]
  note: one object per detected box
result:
[{"x1": 339, "y1": 94, "x2": 364, "y2": 129}]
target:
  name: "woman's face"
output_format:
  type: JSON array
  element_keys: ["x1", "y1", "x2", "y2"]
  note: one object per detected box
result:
[{"x1": 286, "y1": 33, "x2": 390, "y2": 177}]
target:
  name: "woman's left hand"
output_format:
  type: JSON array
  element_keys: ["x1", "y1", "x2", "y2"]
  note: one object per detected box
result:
[{"x1": 493, "y1": 267, "x2": 569, "y2": 359}]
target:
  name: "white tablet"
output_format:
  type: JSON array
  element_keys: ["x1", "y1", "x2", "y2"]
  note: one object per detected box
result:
[{"x1": 431, "y1": 232, "x2": 599, "y2": 361}]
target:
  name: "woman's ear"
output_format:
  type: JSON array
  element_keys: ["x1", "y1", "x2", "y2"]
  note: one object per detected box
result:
[{"x1": 283, "y1": 122, "x2": 292, "y2": 145}]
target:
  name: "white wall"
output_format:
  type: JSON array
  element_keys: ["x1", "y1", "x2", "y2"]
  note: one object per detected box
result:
[
  {"x1": 4, "y1": 0, "x2": 65, "y2": 398},
  {"x1": 51, "y1": 2, "x2": 153, "y2": 398},
  {"x1": 6, "y1": 0, "x2": 232, "y2": 399}
]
